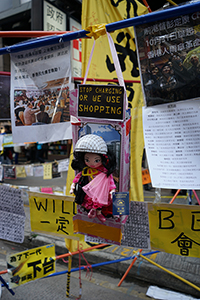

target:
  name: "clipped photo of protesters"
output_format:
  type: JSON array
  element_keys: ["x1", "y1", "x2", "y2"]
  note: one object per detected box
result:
[
  {"x1": 142, "y1": 49, "x2": 200, "y2": 106},
  {"x1": 14, "y1": 87, "x2": 70, "y2": 126}
]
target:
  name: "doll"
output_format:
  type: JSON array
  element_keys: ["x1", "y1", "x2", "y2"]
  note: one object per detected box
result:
[{"x1": 70, "y1": 134, "x2": 116, "y2": 223}]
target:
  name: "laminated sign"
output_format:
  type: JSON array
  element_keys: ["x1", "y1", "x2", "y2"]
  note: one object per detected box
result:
[{"x1": 78, "y1": 84, "x2": 124, "y2": 120}]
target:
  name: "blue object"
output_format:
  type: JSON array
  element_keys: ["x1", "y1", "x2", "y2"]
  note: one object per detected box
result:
[
  {"x1": 0, "y1": 2, "x2": 199, "y2": 55},
  {"x1": 113, "y1": 192, "x2": 129, "y2": 215},
  {"x1": 0, "y1": 276, "x2": 15, "y2": 296},
  {"x1": 46, "y1": 250, "x2": 159, "y2": 278}
]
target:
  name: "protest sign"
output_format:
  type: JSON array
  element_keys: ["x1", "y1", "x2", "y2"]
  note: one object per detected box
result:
[
  {"x1": 10, "y1": 41, "x2": 72, "y2": 143},
  {"x1": 78, "y1": 84, "x2": 124, "y2": 120},
  {"x1": 29, "y1": 192, "x2": 75, "y2": 237},
  {"x1": 7, "y1": 244, "x2": 55, "y2": 288},
  {"x1": 143, "y1": 100, "x2": 200, "y2": 189},
  {"x1": 148, "y1": 202, "x2": 200, "y2": 257}
]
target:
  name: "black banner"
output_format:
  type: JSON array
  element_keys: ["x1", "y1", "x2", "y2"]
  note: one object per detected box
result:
[
  {"x1": 78, "y1": 84, "x2": 124, "y2": 120},
  {"x1": 0, "y1": 74, "x2": 10, "y2": 120}
]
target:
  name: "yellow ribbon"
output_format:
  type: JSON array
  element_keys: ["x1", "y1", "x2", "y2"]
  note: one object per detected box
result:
[
  {"x1": 85, "y1": 24, "x2": 107, "y2": 40},
  {"x1": 82, "y1": 167, "x2": 98, "y2": 180}
]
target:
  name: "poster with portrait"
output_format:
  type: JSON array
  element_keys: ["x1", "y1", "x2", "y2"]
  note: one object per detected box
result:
[
  {"x1": 135, "y1": 10, "x2": 200, "y2": 106},
  {"x1": 10, "y1": 41, "x2": 73, "y2": 143}
]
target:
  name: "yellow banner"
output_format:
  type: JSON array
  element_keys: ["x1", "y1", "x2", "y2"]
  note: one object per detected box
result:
[
  {"x1": 29, "y1": 192, "x2": 75, "y2": 237},
  {"x1": 148, "y1": 203, "x2": 200, "y2": 257},
  {"x1": 82, "y1": 0, "x2": 148, "y2": 201},
  {"x1": 7, "y1": 244, "x2": 55, "y2": 288}
]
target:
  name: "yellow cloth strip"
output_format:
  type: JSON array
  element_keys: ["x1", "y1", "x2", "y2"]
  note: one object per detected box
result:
[
  {"x1": 73, "y1": 219, "x2": 122, "y2": 243},
  {"x1": 85, "y1": 24, "x2": 107, "y2": 40}
]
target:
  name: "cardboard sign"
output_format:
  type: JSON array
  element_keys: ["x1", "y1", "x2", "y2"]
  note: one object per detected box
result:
[
  {"x1": 7, "y1": 244, "x2": 55, "y2": 288},
  {"x1": 29, "y1": 192, "x2": 75, "y2": 237},
  {"x1": 78, "y1": 84, "x2": 124, "y2": 120}
]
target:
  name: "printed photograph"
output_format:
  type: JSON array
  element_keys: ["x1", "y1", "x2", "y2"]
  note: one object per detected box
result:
[
  {"x1": 14, "y1": 86, "x2": 70, "y2": 126},
  {"x1": 135, "y1": 11, "x2": 200, "y2": 106}
]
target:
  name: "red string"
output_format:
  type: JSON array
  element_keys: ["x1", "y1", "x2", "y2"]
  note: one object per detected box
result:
[
  {"x1": 76, "y1": 241, "x2": 82, "y2": 300},
  {"x1": 79, "y1": 243, "x2": 93, "y2": 281},
  {"x1": 82, "y1": 253, "x2": 93, "y2": 281}
]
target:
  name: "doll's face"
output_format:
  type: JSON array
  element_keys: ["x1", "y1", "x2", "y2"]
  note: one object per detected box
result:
[{"x1": 84, "y1": 153, "x2": 102, "y2": 168}]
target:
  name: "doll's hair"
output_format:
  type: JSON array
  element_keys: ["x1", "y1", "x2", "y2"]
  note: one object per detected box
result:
[{"x1": 71, "y1": 148, "x2": 116, "y2": 177}]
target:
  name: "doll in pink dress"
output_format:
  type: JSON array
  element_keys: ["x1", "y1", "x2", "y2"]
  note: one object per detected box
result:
[{"x1": 70, "y1": 134, "x2": 116, "y2": 223}]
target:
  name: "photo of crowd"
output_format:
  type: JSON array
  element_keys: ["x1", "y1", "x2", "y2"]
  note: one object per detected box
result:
[
  {"x1": 14, "y1": 87, "x2": 70, "y2": 126},
  {"x1": 141, "y1": 49, "x2": 200, "y2": 106}
]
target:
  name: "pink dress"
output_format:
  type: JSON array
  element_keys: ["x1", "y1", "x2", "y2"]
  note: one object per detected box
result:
[{"x1": 73, "y1": 166, "x2": 116, "y2": 210}]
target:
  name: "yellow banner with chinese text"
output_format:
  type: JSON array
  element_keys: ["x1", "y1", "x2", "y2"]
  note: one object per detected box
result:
[
  {"x1": 29, "y1": 192, "x2": 75, "y2": 237},
  {"x1": 7, "y1": 244, "x2": 55, "y2": 288},
  {"x1": 81, "y1": 0, "x2": 148, "y2": 201},
  {"x1": 148, "y1": 203, "x2": 200, "y2": 257}
]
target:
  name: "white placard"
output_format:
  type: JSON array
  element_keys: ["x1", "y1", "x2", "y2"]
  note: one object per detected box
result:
[
  {"x1": 58, "y1": 158, "x2": 69, "y2": 172},
  {"x1": 0, "y1": 185, "x2": 25, "y2": 243},
  {"x1": 33, "y1": 165, "x2": 44, "y2": 177},
  {"x1": 25, "y1": 165, "x2": 34, "y2": 176},
  {"x1": 143, "y1": 100, "x2": 200, "y2": 189}
]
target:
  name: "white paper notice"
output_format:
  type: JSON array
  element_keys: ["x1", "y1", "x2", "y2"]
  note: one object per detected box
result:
[
  {"x1": 143, "y1": 100, "x2": 200, "y2": 189},
  {"x1": 0, "y1": 185, "x2": 25, "y2": 243},
  {"x1": 58, "y1": 158, "x2": 69, "y2": 172}
]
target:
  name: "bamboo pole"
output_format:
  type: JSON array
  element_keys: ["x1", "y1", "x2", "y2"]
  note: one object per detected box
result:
[{"x1": 140, "y1": 253, "x2": 200, "y2": 292}]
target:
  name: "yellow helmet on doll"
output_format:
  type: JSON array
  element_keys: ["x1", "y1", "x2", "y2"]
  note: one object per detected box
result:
[{"x1": 75, "y1": 134, "x2": 107, "y2": 154}]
